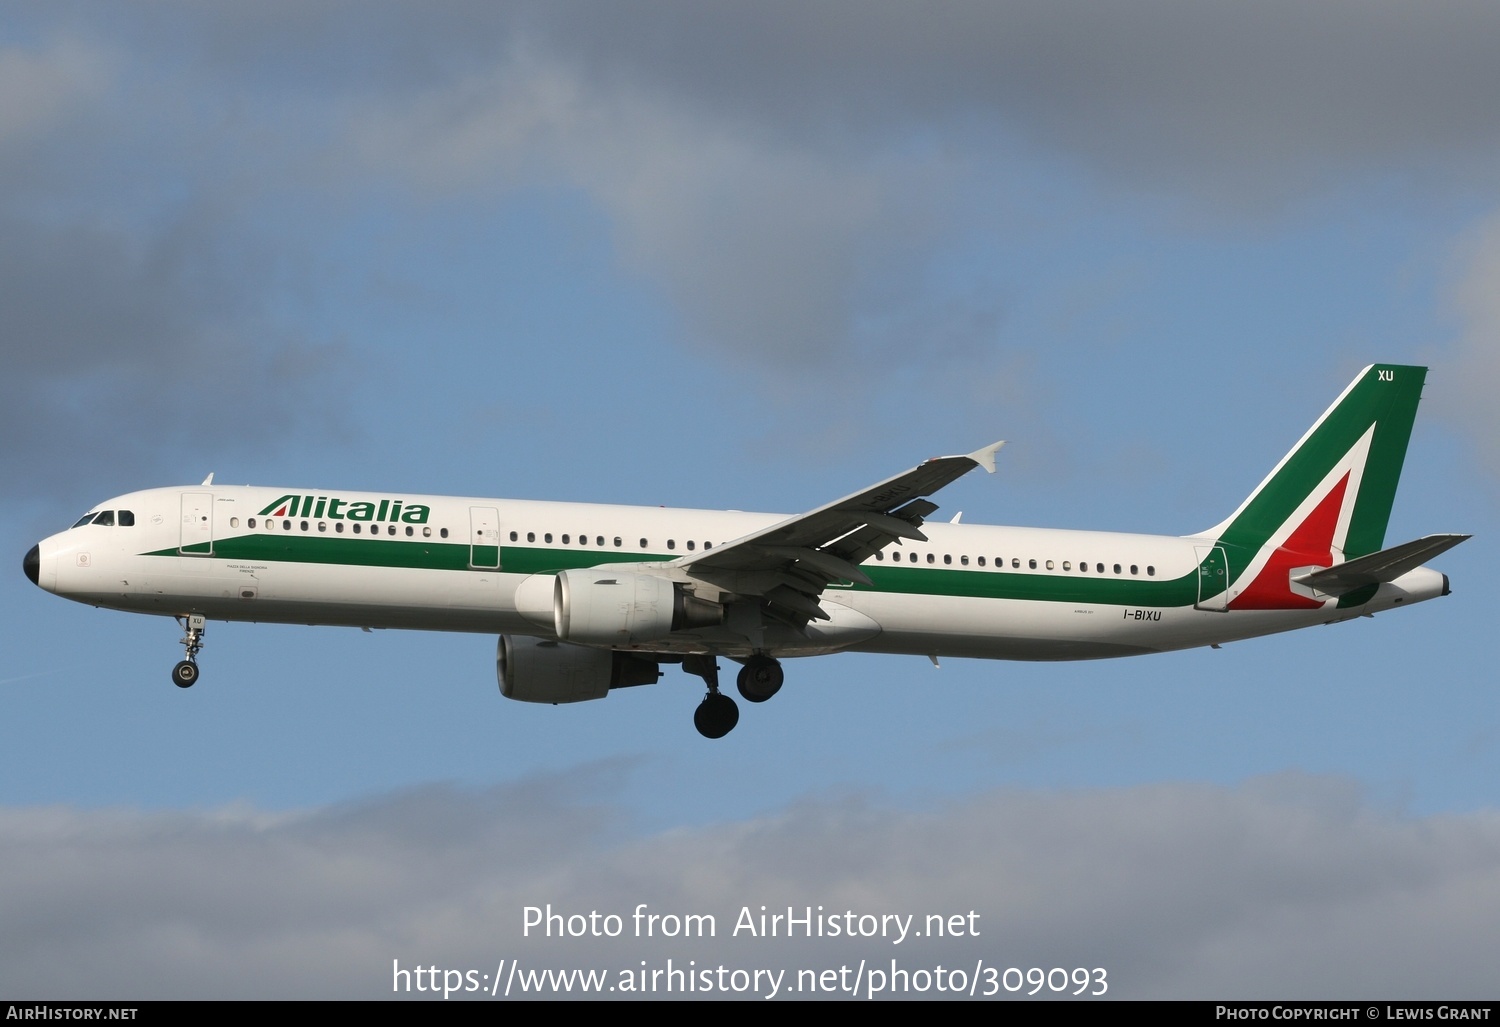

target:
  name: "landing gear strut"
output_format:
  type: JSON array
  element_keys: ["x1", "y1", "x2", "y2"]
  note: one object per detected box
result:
[
  {"x1": 172, "y1": 614, "x2": 206, "y2": 688},
  {"x1": 736, "y1": 655, "x2": 784, "y2": 703},
  {"x1": 685, "y1": 654, "x2": 739, "y2": 739}
]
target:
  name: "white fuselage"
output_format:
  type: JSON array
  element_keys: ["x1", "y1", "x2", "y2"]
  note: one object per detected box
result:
[{"x1": 29, "y1": 484, "x2": 1447, "y2": 663}]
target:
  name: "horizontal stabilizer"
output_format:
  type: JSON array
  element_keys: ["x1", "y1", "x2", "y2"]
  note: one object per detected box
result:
[{"x1": 1292, "y1": 534, "x2": 1471, "y2": 596}]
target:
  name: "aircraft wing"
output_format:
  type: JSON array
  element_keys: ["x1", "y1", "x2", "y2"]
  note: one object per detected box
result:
[
  {"x1": 677, "y1": 441, "x2": 1004, "y2": 623},
  {"x1": 1292, "y1": 533, "x2": 1471, "y2": 597}
]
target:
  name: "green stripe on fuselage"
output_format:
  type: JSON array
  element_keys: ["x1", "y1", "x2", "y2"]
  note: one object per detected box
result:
[
  {"x1": 144, "y1": 536, "x2": 1201, "y2": 607},
  {"x1": 146, "y1": 534, "x2": 475, "y2": 571}
]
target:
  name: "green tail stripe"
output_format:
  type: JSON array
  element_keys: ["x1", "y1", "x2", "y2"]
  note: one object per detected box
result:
[{"x1": 1216, "y1": 364, "x2": 1424, "y2": 576}]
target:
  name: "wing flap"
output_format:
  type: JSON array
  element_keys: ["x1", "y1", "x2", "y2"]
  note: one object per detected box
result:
[{"x1": 680, "y1": 442, "x2": 1004, "y2": 624}]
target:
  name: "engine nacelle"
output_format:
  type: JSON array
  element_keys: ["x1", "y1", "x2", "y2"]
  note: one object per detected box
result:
[
  {"x1": 497, "y1": 635, "x2": 661, "y2": 704},
  {"x1": 555, "y1": 568, "x2": 723, "y2": 645}
]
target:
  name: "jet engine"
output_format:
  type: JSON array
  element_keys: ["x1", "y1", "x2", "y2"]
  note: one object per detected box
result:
[
  {"x1": 553, "y1": 568, "x2": 723, "y2": 645},
  {"x1": 497, "y1": 635, "x2": 661, "y2": 704}
]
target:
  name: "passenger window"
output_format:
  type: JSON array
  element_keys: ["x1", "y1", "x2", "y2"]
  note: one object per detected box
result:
[
  {"x1": 1028, "y1": 559, "x2": 1037, "y2": 569},
  {"x1": 876, "y1": 552, "x2": 884, "y2": 561},
  {"x1": 300, "y1": 520, "x2": 309, "y2": 531},
  {"x1": 544, "y1": 533, "x2": 553, "y2": 543},
  {"x1": 942, "y1": 554, "x2": 951, "y2": 565},
  {"x1": 1130, "y1": 565, "x2": 1138, "y2": 575},
  {"x1": 926, "y1": 553, "x2": 935, "y2": 564},
  {"x1": 509, "y1": 531, "x2": 518, "y2": 542},
  {"x1": 978, "y1": 556, "x2": 986, "y2": 567},
  {"x1": 119, "y1": 511, "x2": 135, "y2": 526},
  {"x1": 579, "y1": 534, "x2": 587, "y2": 545},
  {"x1": 1147, "y1": 566, "x2": 1155, "y2": 576},
  {"x1": 1113, "y1": 564, "x2": 1121, "y2": 574},
  {"x1": 424, "y1": 527, "x2": 432, "y2": 538},
  {"x1": 283, "y1": 520, "x2": 291, "y2": 530},
  {"x1": 910, "y1": 553, "x2": 918, "y2": 563},
  {"x1": 388, "y1": 525, "x2": 396, "y2": 536},
  {"x1": 526, "y1": 532, "x2": 535, "y2": 542},
  {"x1": 960, "y1": 555, "x2": 969, "y2": 565},
  {"x1": 249, "y1": 518, "x2": 257, "y2": 529},
  {"x1": 319, "y1": 522, "x2": 327, "y2": 533},
  {"x1": 614, "y1": 537, "x2": 622, "y2": 548},
  {"x1": 667, "y1": 540, "x2": 676, "y2": 550},
  {"x1": 1012, "y1": 559, "x2": 1020, "y2": 569},
  {"x1": 229, "y1": 517, "x2": 240, "y2": 529},
  {"x1": 440, "y1": 528, "x2": 449, "y2": 538},
  {"x1": 562, "y1": 534, "x2": 570, "y2": 544},
  {"x1": 1097, "y1": 563, "x2": 1104, "y2": 573},
  {"x1": 596, "y1": 536, "x2": 604, "y2": 547},
  {"x1": 687, "y1": 540, "x2": 696, "y2": 551},
  {"x1": 336, "y1": 522, "x2": 344, "y2": 533},
  {"x1": 405, "y1": 526, "x2": 414, "y2": 537},
  {"x1": 640, "y1": 538, "x2": 649, "y2": 548}
]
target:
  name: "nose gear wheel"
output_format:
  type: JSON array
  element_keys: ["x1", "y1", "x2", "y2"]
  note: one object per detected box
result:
[{"x1": 172, "y1": 614, "x2": 206, "y2": 688}]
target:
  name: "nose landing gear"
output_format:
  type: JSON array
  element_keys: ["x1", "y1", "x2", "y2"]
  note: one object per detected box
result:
[{"x1": 172, "y1": 614, "x2": 206, "y2": 688}]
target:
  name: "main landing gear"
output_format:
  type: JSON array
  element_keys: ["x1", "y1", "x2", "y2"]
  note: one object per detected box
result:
[
  {"x1": 736, "y1": 655, "x2": 784, "y2": 703},
  {"x1": 172, "y1": 614, "x2": 206, "y2": 688},
  {"x1": 685, "y1": 654, "x2": 737, "y2": 739},
  {"x1": 686, "y1": 654, "x2": 784, "y2": 738}
]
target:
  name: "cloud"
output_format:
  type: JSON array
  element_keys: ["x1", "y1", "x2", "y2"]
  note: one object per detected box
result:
[
  {"x1": 2, "y1": 773, "x2": 1497, "y2": 999},
  {"x1": 0, "y1": 36, "x2": 110, "y2": 150},
  {"x1": 320, "y1": 0, "x2": 1500, "y2": 387},
  {"x1": 402, "y1": 0, "x2": 1500, "y2": 208},
  {"x1": 72, "y1": 0, "x2": 1500, "y2": 197},
  {"x1": 10, "y1": 3, "x2": 1500, "y2": 490},
  {"x1": 0, "y1": 210, "x2": 348, "y2": 504},
  {"x1": 340, "y1": 45, "x2": 975, "y2": 378},
  {"x1": 0, "y1": 28, "x2": 351, "y2": 504},
  {"x1": 1431, "y1": 210, "x2": 1500, "y2": 478}
]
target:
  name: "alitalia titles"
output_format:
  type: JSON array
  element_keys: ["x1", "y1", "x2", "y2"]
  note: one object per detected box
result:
[{"x1": 258, "y1": 494, "x2": 431, "y2": 524}]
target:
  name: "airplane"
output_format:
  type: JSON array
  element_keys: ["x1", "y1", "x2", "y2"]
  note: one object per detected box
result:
[{"x1": 23, "y1": 363, "x2": 1468, "y2": 738}]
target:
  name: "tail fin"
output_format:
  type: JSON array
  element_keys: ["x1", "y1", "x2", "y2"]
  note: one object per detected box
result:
[{"x1": 1197, "y1": 364, "x2": 1425, "y2": 610}]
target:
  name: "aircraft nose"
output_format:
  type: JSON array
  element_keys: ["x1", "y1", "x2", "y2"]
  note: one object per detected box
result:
[{"x1": 23, "y1": 544, "x2": 39, "y2": 586}]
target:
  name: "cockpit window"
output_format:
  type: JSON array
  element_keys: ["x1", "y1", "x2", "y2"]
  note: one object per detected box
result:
[{"x1": 70, "y1": 509, "x2": 133, "y2": 528}]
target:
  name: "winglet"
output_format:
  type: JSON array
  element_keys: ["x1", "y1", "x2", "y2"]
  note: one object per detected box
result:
[
  {"x1": 968, "y1": 441, "x2": 1005, "y2": 474},
  {"x1": 200, "y1": 472, "x2": 215, "y2": 486}
]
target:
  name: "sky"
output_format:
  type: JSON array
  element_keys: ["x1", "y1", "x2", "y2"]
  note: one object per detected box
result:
[{"x1": 2, "y1": 0, "x2": 1499, "y2": 1001}]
